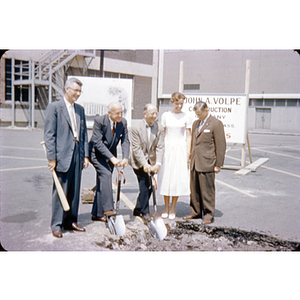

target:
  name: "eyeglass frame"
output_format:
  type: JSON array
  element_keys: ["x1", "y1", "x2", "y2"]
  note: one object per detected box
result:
[{"x1": 68, "y1": 87, "x2": 83, "y2": 94}]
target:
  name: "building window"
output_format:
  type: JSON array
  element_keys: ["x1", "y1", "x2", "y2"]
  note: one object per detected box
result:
[
  {"x1": 287, "y1": 99, "x2": 298, "y2": 106},
  {"x1": 5, "y1": 59, "x2": 12, "y2": 100},
  {"x1": 253, "y1": 99, "x2": 263, "y2": 106},
  {"x1": 275, "y1": 99, "x2": 286, "y2": 107},
  {"x1": 104, "y1": 72, "x2": 133, "y2": 79},
  {"x1": 15, "y1": 85, "x2": 29, "y2": 102},
  {"x1": 120, "y1": 73, "x2": 133, "y2": 79},
  {"x1": 159, "y1": 99, "x2": 170, "y2": 105},
  {"x1": 5, "y1": 58, "x2": 30, "y2": 102},
  {"x1": 184, "y1": 84, "x2": 200, "y2": 91},
  {"x1": 14, "y1": 60, "x2": 29, "y2": 80},
  {"x1": 250, "y1": 99, "x2": 299, "y2": 107},
  {"x1": 264, "y1": 99, "x2": 274, "y2": 106}
]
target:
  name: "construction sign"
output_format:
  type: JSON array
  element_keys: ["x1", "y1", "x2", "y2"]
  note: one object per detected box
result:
[{"x1": 182, "y1": 94, "x2": 248, "y2": 144}]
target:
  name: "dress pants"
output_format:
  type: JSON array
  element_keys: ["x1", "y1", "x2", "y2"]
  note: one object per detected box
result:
[
  {"x1": 133, "y1": 168, "x2": 152, "y2": 215},
  {"x1": 190, "y1": 169, "x2": 215, "y2": 220},
  {"x1": 51, "y1": 141, "x2": 81, "y2": 231},
  {"x1": 90, "y1": 151, "x2": 114, "y2": 218}
]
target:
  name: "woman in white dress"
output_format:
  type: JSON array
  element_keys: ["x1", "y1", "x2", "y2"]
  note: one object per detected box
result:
[{"x1": 158, "y1": 92, "x2": 192, "y2": 219}]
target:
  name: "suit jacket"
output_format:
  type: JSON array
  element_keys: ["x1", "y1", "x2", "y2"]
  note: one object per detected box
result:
[
  {"x1": 190, "y1": 115, "x2": 226, "y2": 173},
  {"x1": 44, "y1": 99, "x2": 89, "y2": 173},
  {"x1": 129, "y1": 119, "x2": 164, "y2": 170},
  {"x1": 89, "y1": 114, "x2": 130, "y2": 169}
]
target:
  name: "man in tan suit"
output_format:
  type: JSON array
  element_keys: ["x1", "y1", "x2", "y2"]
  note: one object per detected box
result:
[
  {"x1": 129, "y1": 104, "x2": 164, "y2": 221},
  {"x1": 184, "y1": 101, "x2": 226, "y2": 224}
]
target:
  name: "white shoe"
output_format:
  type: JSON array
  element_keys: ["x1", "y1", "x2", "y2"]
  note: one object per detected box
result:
[
  {"x1": 161, "y1": 213, "x2": 168, "y2": 219},
  {"x1": 169, "y1": 213, "x2": 176, "y2": 220}
]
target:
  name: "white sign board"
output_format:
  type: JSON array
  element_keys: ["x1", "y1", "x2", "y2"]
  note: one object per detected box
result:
[
  {"x1": 181, "y1": 94, "x2": 248, "y2": 144},
  {"x1": 68, "y1": 76, "x2": 133, "y2": 128}
]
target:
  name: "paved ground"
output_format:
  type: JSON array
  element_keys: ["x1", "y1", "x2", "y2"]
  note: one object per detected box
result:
[{"x1": 0, "y1": 127, "x2": 300, "y2": 251}]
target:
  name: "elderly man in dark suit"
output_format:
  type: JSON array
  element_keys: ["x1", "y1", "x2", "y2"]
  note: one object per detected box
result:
[
  {"x1": 44, "y1": 77, "x2": 89, "y2": 238},
  {"x1": 89, "y1": 101, "x2": 130, "y2": 222},
  {"x1": 183, "y1": 101, "x2": 226, "y2": 224},
  {"x1": 129, "y1": 104, "x2": 164, "y2": 221}
]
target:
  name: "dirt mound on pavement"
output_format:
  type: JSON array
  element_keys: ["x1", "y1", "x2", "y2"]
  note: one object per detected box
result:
[{"x1": 93, "y1": 219, "x2": 300, "y2": 251}]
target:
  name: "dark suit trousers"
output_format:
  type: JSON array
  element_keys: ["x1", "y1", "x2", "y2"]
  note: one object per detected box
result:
[
  {"x1": 190, "y1": 169, "x2": 215, "y2": 220},
  {"x1": 90, "y1": 151, "x2": 114, "y2": 218},
  {"x1": 51, "y1": 141, "x2": 81, "y2": 231},
  {"x1": 133, "y1": 168, "x2": 152, "y2": 215}
]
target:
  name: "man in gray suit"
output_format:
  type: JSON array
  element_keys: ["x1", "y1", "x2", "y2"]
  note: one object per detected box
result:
[
  {"x1": 183, "y1": 101, "x2": 226, "y2": 224},
  {"x1": 44, "y1": 77, "x2": 89, "y2": 238},
  {"x1": 89, "y1": 101, "x2": 130, "y2": 222},
  {"x1": 129, "y1": 104, "x2": 164, "y2": 220}
]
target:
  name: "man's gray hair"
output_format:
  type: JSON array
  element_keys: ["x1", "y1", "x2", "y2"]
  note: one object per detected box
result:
[
  {"x1": 65, "y1": 77, "x2": 83, "y2": 90},
  {"x1": 193, "y1": 101, "x2": 208, "y2": 111},
  {"x1": 143, "y1": 103, "x2": 156, "y2": 112}
]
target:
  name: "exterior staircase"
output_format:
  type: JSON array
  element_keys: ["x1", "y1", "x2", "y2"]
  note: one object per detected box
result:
[
  {"x1": 12, "y1": 49, "x2": 96, "y2": 126},
  {"x1": 34, "y1": 49, "x2": 95, "y2": 99}
]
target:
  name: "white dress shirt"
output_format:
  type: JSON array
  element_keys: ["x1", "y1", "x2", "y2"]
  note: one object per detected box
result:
[{"x1": 64, "y1": 98, "x2": 78, "y2": 141}]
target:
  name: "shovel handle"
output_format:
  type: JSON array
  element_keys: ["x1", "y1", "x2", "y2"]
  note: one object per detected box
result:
[
  {"x1": 115, "y1": 168, "x2": 126, "y2": 186},
  {"x1": 115, "y1": 168, "x2": 125, "y2": 211},
  {"x1": 149, "y1": 173, "x2": 157, "y2": 213}
]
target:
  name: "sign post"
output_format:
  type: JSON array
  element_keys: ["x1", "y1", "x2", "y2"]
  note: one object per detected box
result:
[
  {"x1": 179, "y1": 61, "x2": 184, "y2": 93},
  {"x1": 241, "y1": 59, "x2": 251, "y2": 168}
]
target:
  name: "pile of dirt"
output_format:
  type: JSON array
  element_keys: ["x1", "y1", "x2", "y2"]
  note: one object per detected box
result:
[{"x1": 93, "y1": 219, "x2": 300, "y2": 251}]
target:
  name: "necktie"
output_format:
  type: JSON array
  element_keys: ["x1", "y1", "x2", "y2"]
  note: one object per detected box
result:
[
  {"x1": 69, "y1": 105, "x2": 79, "y2": 141},
  {"x1": 112, "y1": 122, "x2": 115, "y2": 135},
  {"x1": 198, "y1": 120, "x2": 204, "y2": 133}
]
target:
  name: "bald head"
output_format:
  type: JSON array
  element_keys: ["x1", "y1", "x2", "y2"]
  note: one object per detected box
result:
[
  {"x1": 108, "y1": 101, "x2": 122, "y2": 112},
  {"x1": 108, "y1": 101, "x2": 123, "y2": 123}
]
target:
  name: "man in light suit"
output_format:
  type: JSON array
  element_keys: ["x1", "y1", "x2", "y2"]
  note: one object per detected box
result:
[
  {"x1": 183, "y1": 101, "x2": 226, "y2": 224},
  {"x1": 129, "y1": 104, "x2": 164, "y2": 221},
  {"x1": 89, "y1": 102, "x2": 130, "y2": 222},
  {"x1": 44, "y1": 77, "x2": 89, "y2": 238}
]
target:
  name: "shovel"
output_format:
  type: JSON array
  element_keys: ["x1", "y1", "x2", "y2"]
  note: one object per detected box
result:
[
  {"x1": 147, "y1": 173, "x2": 167, "y2": 241},
  {"x1": 107, "y1": 167, "x2": 126, "y2": 237}
]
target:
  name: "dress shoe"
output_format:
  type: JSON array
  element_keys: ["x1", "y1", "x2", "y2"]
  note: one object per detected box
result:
[
  {"x1": 91, "y1": 215, "x2": 106, "y2": 222},
  {"x1": 161, "y1": 213, "x2": 168, "y2": 219},
  {"x1": 104, "y1": 210, "x2": 117, "y2": 217},
  {"x1": 169, "y1": 213, "x2": 176, "y2": 220},
  {"x1": 64, "y1": 222, "x2": 86, "y2": 232},
  {"x1": 52, "y1": 230, "x2": 63, "y2": 238},
  {"x1": 133, "y1": 209, "x2": 142, "y2": 217},
  {"x1": 71, "y1": 222, "x2": 86, "y2": 232},
  {"x1": 183, "y1": 214, "x2": 201, "y2": 220},
  {"x1": 202, "y1": 218, "x2": 213, "y2": 225}
]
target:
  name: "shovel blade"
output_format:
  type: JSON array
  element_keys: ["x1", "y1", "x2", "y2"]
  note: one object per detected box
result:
[
  {"x1": 107, "y1": 217, "x2": 115, "y2": 235},
  {"x1": 148, "y1": 217, "x2": 167, "y2": 240},
  {"x1": 114, "y1": 215, "x2": 126, "y2": 237},
  {"x1": 148, "y1": 220, "x2": 158, "y2": 238}
]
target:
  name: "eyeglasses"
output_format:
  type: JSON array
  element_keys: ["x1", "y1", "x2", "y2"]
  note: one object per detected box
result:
[{"x1": 69, "y1": 87, "x2": 83, "y2": 94}]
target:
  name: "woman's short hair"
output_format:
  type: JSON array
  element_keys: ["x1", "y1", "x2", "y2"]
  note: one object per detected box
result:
[{"x1": 171, "y1": 92, "x2": 186, "y2": 103}]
